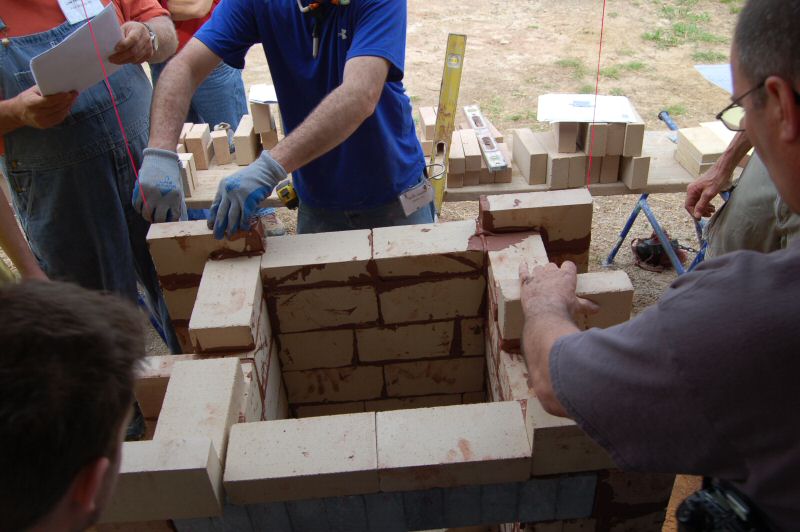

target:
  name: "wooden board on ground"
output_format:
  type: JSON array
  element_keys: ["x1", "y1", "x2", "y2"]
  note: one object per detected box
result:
[{"x1": 185, "y1": 131, "x2": 695, "y2": 209}]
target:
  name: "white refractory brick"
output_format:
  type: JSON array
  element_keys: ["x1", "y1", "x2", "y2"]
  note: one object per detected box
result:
[
  {"x1": 606, "y1": 123, "x2": 627, "y2": 156},
  {"x1": 273, "y1": 285, "x2": 379, "y2": 333},
  {"x1": 240, "y1": 361, "x2": 263, "y2": 423},
  {"x1": 261, "y1": 229, "x2": 371, "y2": 287},
  {"x1": 234, "y1": 115, "x2": 260, "y2": 166},
  {"x1": 99, "y1": 438, "x2": 223, "y2": 523},
  {"x1": 251, "y1": 101, "x2": 275, "y2": 134},
  {"x1": 134, "y1": 355, "x2": 182, "y2": 419},
  {"x1": 376, "y1": 402, "x2": 532, "y2": 491},
  {"x1": 224, "y1": 412, "x2": 379, "y2": 503},
  {"x1": 497, "y1": 351, "x2": 530, "y2": 402},
  {"x1": 210, "y1": 129, "x2": 232, "y2": 165},
  {"x1": 528, "y1": 398, "x2": 616, "y2": 476},
  {"x1": 161, "y1": 286, "x2": 198, "y2": 322},
  {"x1": 459, "y1": 128, "x2": 482, "y2": 172},
  {"x1": 379, "y1": 276, "x2": 485, "y2": 324},
  {"x1": 357, "y1": 321, "x2": 454, "y2": 362},
  {"x1": 677, "y1": 127, "x2": 729, "y2": 165},
  {"x1": 278, "y1": 329, "x2": 354, "y2": 371},
  {"x1": 487, "y1": 233, "x2": 548, "y2": 284},
  {"x1": 622, "y1": 121, "x2": 645, "y2": 157},
  {"x1": 512, "y1": 128, "x2": 548, "y2": 185},
  {"x1": 480, "y1": 189, "x2": 593, "y2": 271},
  {"x1": 448, "y1": 130, "x2": 466, "y2": 175},
  {"x1": 372, "y1": 220, "x2": 483, "y2": 278},
  {"x1": 179, "y1": 122, "x2": 194, "y2": 146},
  {"x1": 578, "y1": 122, "x2": 608, "y2": 156},
  {"x1": 460, "y1": 317, "x2": 485, "y2": 357},
  {"x1": 365, "y1": 394, "x2": 462, "y2": 412},
  {"x1": 384, "y1": 357, "x2": 484, "y2": 397},
  {"x1": 261, "y1": 129, "x2": 279, "y2": 150},
  {"x1": 620, "y1": 155, "x2": 651, "y2": 190},
  {"x1": 189, "y1": 255, "x2": 263, "y2": 352},
  {"x1": 553, "y1": 122, "x2": 579, "y2": 153},
  {"x1": 568, "y1": 154, "x2": 588, "y2": 188},
  {"x1": 534, "y1": 130, "x2": 570, "y2": 190},
  {"x1": 154, "y1": 358, "x2": 244, "y2": 464},
  {"x1": 600, "y1": 155, "x2": 621, "y2": 184},
  {"x1": 185, "y1": 123, "x2": 214, "y2": 170},
  {"x1": 146, "y1": 219, "x2": 265, "y2": 278},
  {"x1": 419, "y1": 106, "x2": 437, "y2": 140},
  {"x1": 295, "y1": 401, "x2": 366, "y2": 418},
  {"x1": 493, "y1": 270, "x2": 634, "y2": 342},
  {"x1": 177, "y1": 152, "x2": 197, "y2": 198},
  {"x1": 284, "y1": 365, "x2": 384, "y2": 404},
  {"x1": 264, "y1": 341, "x2": 289, "y2": 421}
]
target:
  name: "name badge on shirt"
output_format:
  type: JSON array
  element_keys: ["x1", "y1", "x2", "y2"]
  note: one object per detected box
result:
[
  {"x1": 398, "y1": 178, "x2": 435, "y2": 217},
  {"x1": 58, "y1": 0, "x2": 105, "y2": 25}
]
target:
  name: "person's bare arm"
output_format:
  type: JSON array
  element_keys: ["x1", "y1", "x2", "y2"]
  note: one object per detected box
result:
[
  {"x1": 109, "y1": 15, "x2": 177, "y2": 65},
  {"x1": 0, "y1": 188, "x2": 47, "y2": 280},
  {"x1": 518, "y1": 261, "x2": 598, "y2": 417},
  {"x1": 147, "y1": 38, "x2": 221, "y2": 150},
  {"x1": 685, "y1": 131, "x2": 752, "y2": 219},
  {"x1": 165, "y1": 0, "x2": 214, "y2": 21},
  {"x1": 269, "y1": 55, "x2": 390, "y2": 174}
]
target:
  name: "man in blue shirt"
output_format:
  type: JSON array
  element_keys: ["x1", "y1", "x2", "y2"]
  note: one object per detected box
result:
[{"x1": 135, "y1": 0, "x2": 432, "y2": 238}]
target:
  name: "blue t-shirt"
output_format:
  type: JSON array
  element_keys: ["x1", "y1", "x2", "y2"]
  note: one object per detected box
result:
[{"x1": 195, "y1": 0, "x2": 424, "y2": 211}]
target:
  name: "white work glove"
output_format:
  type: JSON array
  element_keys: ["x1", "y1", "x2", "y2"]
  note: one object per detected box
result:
[
  {"x1": 133, "y1": 148, "x2": 188, "y2": 223},
  {"x1": 208, "y1": 151, "x2": 287, "y2": 239}
]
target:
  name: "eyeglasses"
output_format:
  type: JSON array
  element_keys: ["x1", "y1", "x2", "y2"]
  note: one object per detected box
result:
[{"x1": 717, "y1": 79, "x2": 800, "y2": 132}]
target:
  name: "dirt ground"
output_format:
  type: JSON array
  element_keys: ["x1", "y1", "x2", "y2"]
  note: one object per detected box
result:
[{"x1": 2, "y1": 0, "x2": 742, "y2": 528}]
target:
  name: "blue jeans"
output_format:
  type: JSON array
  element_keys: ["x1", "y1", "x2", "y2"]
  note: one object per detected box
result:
[{"x1": 296, "y1": 193, "x2": 435, "y2": 234}]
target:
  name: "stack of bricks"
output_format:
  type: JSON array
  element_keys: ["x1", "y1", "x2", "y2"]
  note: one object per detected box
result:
[
  {"x1": 511, "y1": 117, "x2": 650, "y2": 191},
  {"x1": 675, "y1": 125, "x2": 729, "y2": 177},
  {"x1": 97, "y1": 190, "x2": 675, "y2": 530},
  {"x1": 418, "y1": 105, "x2": 512, "y2": 188}
]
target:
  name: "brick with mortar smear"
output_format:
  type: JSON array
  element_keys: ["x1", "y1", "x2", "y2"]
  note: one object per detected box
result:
[
  {"x1": 262, "y1": 229, "x2": 371, "y2": 288},
  {"x1": 146, "y1": 219, "x2": 265, "y2": 279},
  {"x1": 153, "y1": 358, "x2": 244, "y2": 464},
  {"x1": 460, "y1": 128, "x2": 482, "y2": 172},
  {"x1": 295, "y1": 401, "x2": 366, "y2": 418},
  {"x1": 620, "y1": 155, "x2": 651, "y2": 190},
  {"x1": 600, "y1": 155, "x2": 621, "y2": 184},
  {"x1": 460, "y1": 317, "x2": 484, "y2": 357},
  {"x1": 372, "y1": 219, "x2": 483, "y2": 278},
  {"x1": 512, "y1": 128, "x2": 548, "y2": 185},
  {"x1": 606, "y1": 123, "x2": 626, "y2": 156},
  {"x1": 485, "y1": 328, "x2": 503, "y2": 403},
  {"x1": 379, "y1": 276, "x2": 485, "y2": 324},
  {"x1": 210, "y1": 129, "x2": 232, "y2": 165},
  {"x1": 283, "y1": 365, "x2": 384, "y2": 404},
  {"x1": 384, "y1": 357, "x2": 484, "y2": 397},
  {"x1": 487, "y1": 233, "x2": 548, "y2": 286},
  {"x1": 365, "y1": 394, "x2": 462, "y2": 412},
  {"x1": 534, "y1": 131, "x2": 570, "y2": 190},
  {"x1": 239, "y1": 360, "x2": 263, "y2": 423},
  {"x1": 357, "y1": 321, "x2": 454, "y2": 362},
  {"x1": 271, "y1": 284, "x2": 379, "y2": 333},
  {"x1": 278, "y1": 329, "x2": 354, "y2": 371},
  {"x1": 224, "y1": 412, "x2": 379, "y2": 503},
  {"x1": 622, "y1": 121, "x2": 645, "y2": 157},
  {"x1": 99, "y1": 437, "x2": 223, "y2": 523},
  {"x1": 553, "y1": 122, "x2": 579, "y2": 153},
  {"x1": 189, "y1": 255, "x2": 263, "y2": 352},
  {"x1": 376, "y1": 402, "x2": 532, "y2": 491},
  {"x1": 161, "y1": 285, "x2": 198, "y2": 322},
  {"x1": 263, "y1": 340, "x2": 289, "y2": 421},
  {"x1": 185, "y1": 123, "x2": 214, "y2": 170}
]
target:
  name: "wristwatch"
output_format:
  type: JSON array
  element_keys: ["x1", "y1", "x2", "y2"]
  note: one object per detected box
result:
[{"x1": 142, "y1": 22, "x2": 159, "y2": 54}]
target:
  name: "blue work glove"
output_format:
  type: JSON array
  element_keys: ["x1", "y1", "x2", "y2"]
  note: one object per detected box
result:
[
  {"x1": 208, "y1": 150, "x2": 286, "y2": 240},
  {"x1": 132, "y1": 148, "x2": 188, "y2": 223}
]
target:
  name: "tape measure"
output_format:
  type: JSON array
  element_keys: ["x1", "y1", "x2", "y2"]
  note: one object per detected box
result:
[{"x1": 275, "y1": 179, "x2": 299, "y2": 210}]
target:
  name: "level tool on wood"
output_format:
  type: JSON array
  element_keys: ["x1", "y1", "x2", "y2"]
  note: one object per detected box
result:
[
  {"x1": 430, "y1": 33, "x2": 467, "y2": 213},
  {"x1": 463, "y1": 104, "x2": 508, "y2": 173}
]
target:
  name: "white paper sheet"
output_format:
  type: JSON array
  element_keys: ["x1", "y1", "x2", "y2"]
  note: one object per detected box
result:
[
  {"x1": 58, "y1": 0, "x2": 104, "y2": 25},
  {"x1": 249, "y1": 84, "x2": 278, "y2": 104},
  {"x1": 30, "y1": 3, "x2": 123, "y2": 95},
  {"x1": 537, "y1": 94, "x2": 640, "y2": 124}
]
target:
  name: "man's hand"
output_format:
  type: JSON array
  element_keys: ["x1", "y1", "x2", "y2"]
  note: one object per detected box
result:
[
  {"x1": 208, "y1": 151, "x2": 287, "y2": 240},
  {"x1": 519, "y1": 261, "x2": 598, "y2": 322},
  {"x1": 133, "y1": 148, "x2": 187, "y2": 223},
  {"x1": 109, "y1": 22, "x2": 154, "y2": 65},
  {"x1": 685, "y1": 165, "x2": 731, "y2": 220},
  {"x1": 11, "y1": 86, "x2": 77, "y2": 129}
]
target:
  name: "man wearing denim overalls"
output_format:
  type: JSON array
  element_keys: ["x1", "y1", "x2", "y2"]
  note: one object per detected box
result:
[
  {"x1": 0, "y1": 0, "x2": 182, "y2": 353},
  {"x1": 135, "y1": 0, "x2": 435, "y2": 239}
]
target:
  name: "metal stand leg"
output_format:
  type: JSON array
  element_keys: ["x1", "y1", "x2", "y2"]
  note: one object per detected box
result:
[{"x1": 603, "y1": 193, "x2": 648, "y2": 267}]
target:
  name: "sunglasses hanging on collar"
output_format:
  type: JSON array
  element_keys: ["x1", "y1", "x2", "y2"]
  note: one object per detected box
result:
[{"x1": 295, "y1": 0, "x2": 350, "y2": 58}]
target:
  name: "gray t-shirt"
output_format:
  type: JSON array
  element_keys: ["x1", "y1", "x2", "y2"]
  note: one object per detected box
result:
[{"x1": 551, "y1": 239, "x2": 800, "y2": 531}]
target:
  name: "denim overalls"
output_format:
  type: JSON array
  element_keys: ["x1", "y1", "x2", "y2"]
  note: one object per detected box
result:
[{"x1": 0, "y1": 19, "x2": 180, "y2": 352}]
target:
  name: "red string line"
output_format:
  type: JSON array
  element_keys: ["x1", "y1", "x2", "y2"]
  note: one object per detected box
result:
[
  {"x1": 586, "y1": 0, "x2": 608, "y2": 189},
  {"x1": 79, "y1": 0, "x2": 148, "y2": 212}
]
